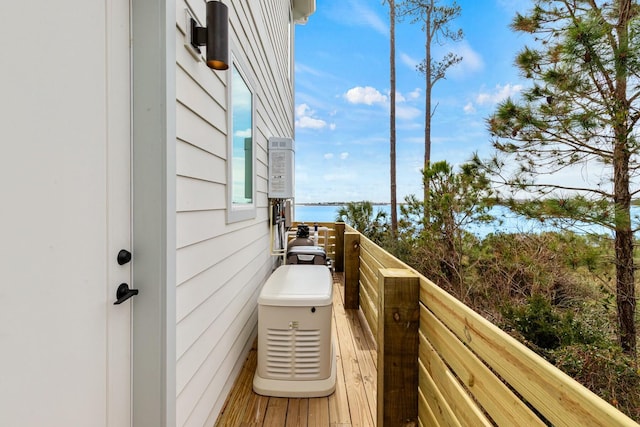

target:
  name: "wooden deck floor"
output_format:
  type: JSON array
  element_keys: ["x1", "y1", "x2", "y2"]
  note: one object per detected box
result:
[{"x1": 214, "y1": 272, "x2": 378, "y2": 427}]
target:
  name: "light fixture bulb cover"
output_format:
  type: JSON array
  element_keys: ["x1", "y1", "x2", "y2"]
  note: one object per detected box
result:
[{"x1": 206, "y1": 1, "x2": 229, "y2": 70}]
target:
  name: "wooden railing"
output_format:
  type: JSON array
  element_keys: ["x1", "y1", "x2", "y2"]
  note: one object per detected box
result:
[{"x1": 338, "y1": 223, "x2": 638, "y2": 427}]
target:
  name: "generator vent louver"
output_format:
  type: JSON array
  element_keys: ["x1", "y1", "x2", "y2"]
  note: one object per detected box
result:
[{"x1": 266, "y1": 328, "x2": 322, "y2": 378}]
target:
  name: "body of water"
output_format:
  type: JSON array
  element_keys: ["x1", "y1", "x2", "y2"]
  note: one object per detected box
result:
[{"x1": 294, "y1": 204, "x2": 617, "y2": 238}]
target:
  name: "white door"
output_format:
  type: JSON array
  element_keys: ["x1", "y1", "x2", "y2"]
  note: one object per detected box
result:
[
  {"x1": 107, "y1": 0, "x2": 134, "y2": 426},
  {"x1": 0, "y1": 1, "x2": 132, "y2": 426}
]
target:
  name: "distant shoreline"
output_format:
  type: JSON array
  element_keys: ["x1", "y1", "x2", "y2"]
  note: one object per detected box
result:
[
  {"x1": 296, "y1": 202, "x2": 389, "y2": 206},
  {"x1": 298, "y1": 199, "x2": 640, "y2": 207}
]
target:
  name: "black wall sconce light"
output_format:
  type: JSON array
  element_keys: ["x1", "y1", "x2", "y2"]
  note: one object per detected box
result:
[{"x1": 190, "y1": 1, "x2": 229, "y2": 70}]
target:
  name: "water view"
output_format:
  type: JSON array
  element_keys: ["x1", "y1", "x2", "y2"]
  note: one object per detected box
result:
[{"x1": 294, "y1": 204, "x2": 618, "y2": 238}]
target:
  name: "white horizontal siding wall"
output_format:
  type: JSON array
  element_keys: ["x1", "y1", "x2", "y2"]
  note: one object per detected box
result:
[{"x1": 174, "y1": 1, "x2": 295, "y2": 426}]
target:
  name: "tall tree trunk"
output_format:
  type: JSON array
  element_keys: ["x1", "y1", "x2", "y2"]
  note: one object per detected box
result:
[
  {"x1": 613, "y1": 135, "x2": 635, "y2": 355},
  {"x1": 613, "y1": 0, "x2": 636, "y2": 356},
  {"x1": 613, "y1": 188, "x2": 636, "y2": 355},
  {"x1": 423, "y1": 2, "x2": 433, "y2": 223},
  {"x1": 390, "y1": 0, "x2": 398, "y2": 236}
]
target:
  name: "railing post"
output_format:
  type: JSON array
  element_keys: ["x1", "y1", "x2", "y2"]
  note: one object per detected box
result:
[
  {"x1": 343, "y1": 231, "x2": 360, "y2": 309},
  {"x1": 377, "y1": 268, "x2": 420, "y2": 427},
  {"x1": 334, "y1": 222, "x2": 345, "y2": 272}
]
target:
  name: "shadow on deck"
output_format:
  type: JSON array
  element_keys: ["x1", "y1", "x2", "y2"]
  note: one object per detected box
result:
[{"x1": 215, "y1": 272, "x2": 377, "y2": 426}]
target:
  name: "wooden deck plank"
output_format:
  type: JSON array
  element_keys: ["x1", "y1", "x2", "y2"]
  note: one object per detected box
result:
[
  {"x1": 335, "y1": 281, "x2": 378, "y2": 422},
  {"x1": 284, "y1": 399, "x2": 308, "y2": 427},
  {"x1": 333, "y1": 284, "x2": 376, "y2": 426},
  {"x1": 215, "y1": 349, "x2": 262, "y2": 426},
  {"x1": 263, "y1": 397, "x2": 289, "y2": 426},
  {"x1": 328, "y1": 305, "x2": 351, "y2": 425},
  {"x1": 345, "y1": 308, "x2": 377, "y2": 409},
  {"x1": 213, "y1": 272, "x2": 376, "y2": 427},
  {"x1": 242, "y1": 392, "x2": 269, "y2": 426},
  {"x1": 307, "y1": 398, "x2": 330, "y2": 427}
]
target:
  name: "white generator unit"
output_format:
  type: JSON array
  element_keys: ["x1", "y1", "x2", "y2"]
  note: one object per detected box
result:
[{"x1": 253, "y1": 265, "x2": 336, "y2": 398}]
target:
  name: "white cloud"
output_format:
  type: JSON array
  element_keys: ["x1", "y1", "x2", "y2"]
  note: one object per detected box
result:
[
  {"x1": 297, "y1": 116, "x2": 328, "y2": 129},
  {"x1": 463, "y1": 102, "x2": 476, "y2": 114},
  {"x1": 449, "y1": 41, "x2": 484, "y2": 78},
  {"x1": 329, "y1": 123, "x2": 337, "y2": 130},
  {"x1": 295, "y1": 103, "x2": 331, "y2": 130},
  {"x1": 476, "y1": 83, "x2": 523, "y2": 105},
  {"x1": 396, "y1": 105, "x2": 422, "y2": 120},
  {"x1": 395, "y1": 89, "x2": 421, "y2": 103},
  {"x1": 296, "y1": 103, "x2": 312, "y2": 117},
  {"x1": 389, "y1": 89, "x2": 422, "y2": 120},
  {"x1": 399, "y1": 52, "x2": 419, "y2": 69},
  {"x1": 344, "y1": 86, "x2": 388, "y2": 106},
  {"x1": 406, "y1": 88, "x2": 421, "y2": 100},
  {"x1": 295, "y1": 62, "x2": 326, "y2": 78},
  {"x1": 321, "y1": 152, "x2": 348, "y2": 161},
  {"x1": 354, "y1": 0, "x2": 387, "y2": 36},
  {"x1": 234, "y1": 128, "x2": 251, "y2": 138},
  {"x1": 329, "y1": 0, "x2": 388, "y2": 36},
  {"x1": 402, "y1": 42, "x2": 484, "y2": 79}
]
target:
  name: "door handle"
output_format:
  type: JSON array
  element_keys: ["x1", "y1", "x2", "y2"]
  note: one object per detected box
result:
[{"x1": 114, "y1": 283, "x2": 139, "y2": 305}]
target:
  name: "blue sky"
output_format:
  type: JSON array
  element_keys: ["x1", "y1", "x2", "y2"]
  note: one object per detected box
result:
[{"x1": 293, "y1": 0, "x2": 534, "y2": 203}]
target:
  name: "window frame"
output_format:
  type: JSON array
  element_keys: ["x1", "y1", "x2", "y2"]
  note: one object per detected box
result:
[{"x1": 226, "y1": 52, "x2": 257, "y2": 224}]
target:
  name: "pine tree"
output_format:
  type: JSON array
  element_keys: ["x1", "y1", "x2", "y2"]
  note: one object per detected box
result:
[
  {"x1": 397, "y1": 0, "x2": 463, "y2": 216},
  {"x1": 482, "y1": 0, "x2": 640, "y2": 355}
]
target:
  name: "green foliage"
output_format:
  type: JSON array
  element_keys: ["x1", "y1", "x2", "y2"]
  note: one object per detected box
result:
[
  {"x1": 335, "y1": 201, "x2": 389, "y2": 244},
  {"x1": 501, "y1": 294, "x2": 598, "y2": 350},
  {"x1": 425, "y1": 161, "x2": 495, "y2": 226},
  {"x1": 548, "y1": 231, "x2": 611, "y2": 272},
  {"x1": 478, "y1": 0, "x2": 640, "y2": 355},
  {"x1": 399, "y1": 160, "x2": 495, "y2": 237},
  {"x1": 552, "y1": 344, "x2": 640, "y2": 419},
  {"x1": 481, "y1": 1, "x2": 640, "y2": 201},
  {"x1": 393, "y1": 160, "x2": 495, "y2": 296},
  {"x1": 470, "y1": 232, "x2": 579, "y2": 310},
  {"x1": 507, "y1": 196, "x2": 617, "y2": 232},
  {"x1": 383, "y1": 200, "x2": 640, "y2": 419}
]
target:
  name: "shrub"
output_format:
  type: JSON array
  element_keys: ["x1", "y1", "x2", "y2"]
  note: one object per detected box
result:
[
  {"x1": 469, "y1": 233, "x2": 580, "y2": 312},
  {"x1": 501, "y1": 294, "x2": 594, "y2": 350},
  {"x1": 551, "y1": 344, "x2": 640, "y2": 419},
  {"x1": 335, "y1": 201, "x2": 389, "y2": 244}
]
